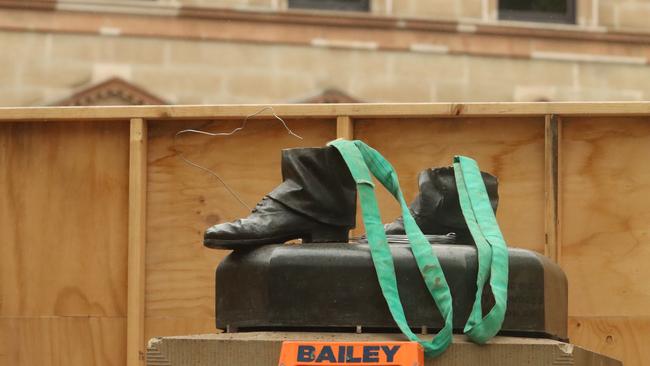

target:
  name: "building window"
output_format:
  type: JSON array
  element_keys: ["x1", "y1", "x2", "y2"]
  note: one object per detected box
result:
[
  {"x1": 498, "y1": 0, "x2": 575, "y2": 24},
  {"x1": 288, "y1": 0, "x2": 370, "y2": 12}
]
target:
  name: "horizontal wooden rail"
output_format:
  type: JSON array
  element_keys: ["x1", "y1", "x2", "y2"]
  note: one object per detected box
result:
[{"x1": 3, "y1": 102, "x2": 650, "y2": 121}]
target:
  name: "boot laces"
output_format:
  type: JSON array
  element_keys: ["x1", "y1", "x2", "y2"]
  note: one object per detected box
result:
[{"x1": 251, "y1": 197, "x2": 269, "y2": 213}]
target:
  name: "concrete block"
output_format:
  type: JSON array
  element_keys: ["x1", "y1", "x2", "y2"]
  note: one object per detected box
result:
[
  {"x1": 513, "y1": 86, "x2": 557, "y2": 102},
  {"x1": 456, "y1": 81, "x2": 515, "y2": 101},
  {"x1": 225, "y1": 71, "x2": 315, "y2": 101},
  {"x1": 413, "y1": 0, "x2": 459, "y2": 20},
  {"x1": 616, "y1": 3, "x2": 650, "y2": 31},
  {"x1": 133, "y1": 67, "x2": 224, "y2": 96},
  {"x1": 578, "y1": 63, "x2": 650, "y2": 92},
  {"x1": 246, "y1": 0, "x2": 274, "y2": 7},
  {"x1": 345, "y1": 51, "x2": 393, "y2": 80},
  {"x1": 391, "y1": 54, "x2": 466, "y2": 84},
  {"x1": 555, "y1": 86, "x2": 643, "y2": 101},
  {"x1": 0, "y1": 62, "x2": 19, "y2": 86},
  {"x1": 20, "y1": 62, "x2": 92, "y2": 89},
  {"x1": 393, "y1": 0, "x2": 459, "y2": 20},
  {"x1": 350, "y1": 75, "x2": 433, "y2": 102},
  {"x1": 0, "y1": 32, "x2": 50, "y2": 62},
  {"x1": 276, "y1": 47, "x2": 389, "y2": 86},
  {"x1": 271, "y1": 46, "x2": 363, "y2": 81},
  {"x1": 109, "y1": 37, "x2": 169, "y2": 65},
  {"x1": 92, "y1": 63, "x2": 133, "y2": 83},
  {"x1": 0, "y1": 88, "x2": 46, "y2": 107},
  {"x1": 460, "y1": 0, "x2": 483, "y2": 19},
  {"x1": 598, "y1": 0, "x2": 617, "y2": 28},
  {"x1": 50, "y1": 34, "x2": 167, "y2": 65},
  {"x1": 467, "y1": 56, "x2": 575, "y2": 87},
  {"x1": 371, "y1": 0, "x2": 390, "y2": 15},
  {"x1": 433, "y1": 82, "x2": 470, "y2": 102},
  {"x1": 48, "y1": 34, "x2": 103, "y2": 62},
  {"x1": 146, "y1": 332, "x2": 622, "y2": 366},
  {"x1": 179, "y1": 0, "x2": 264, "y2": 9},
  {"x1": 168, "y1": 40, "x2": 272, "y2": 69}
]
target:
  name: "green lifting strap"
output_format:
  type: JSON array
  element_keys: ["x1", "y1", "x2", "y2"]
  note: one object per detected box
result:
[
  {"x1": 454, "y1": 156, "x2": 509, "y2": 344},
  {"x1": 328, "y1": 140, "x2": 509, "y2": 357},
  {"x1": 328, "y1": 139, "x2": 453, "y2": 358}
]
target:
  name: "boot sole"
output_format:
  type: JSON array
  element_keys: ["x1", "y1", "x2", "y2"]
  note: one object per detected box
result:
[
  {"x1": 204, "y1": 229, "x2": 350, "y2": 250},
  {"x1": 204, "y1": 234, "x2": 300, "y2": 250}
]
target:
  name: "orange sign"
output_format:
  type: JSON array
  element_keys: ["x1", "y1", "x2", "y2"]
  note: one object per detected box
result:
[{"x1": 278, "y1": 341, "x2": 423, "y2": 366}]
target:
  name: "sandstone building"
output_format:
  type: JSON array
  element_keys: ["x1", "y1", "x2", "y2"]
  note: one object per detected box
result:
[{"x1": 2, "y1": 0, "x2": 650, "y2": 106}]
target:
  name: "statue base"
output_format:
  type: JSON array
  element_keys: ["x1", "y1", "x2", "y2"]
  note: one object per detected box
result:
[{"x1": 215, "y1": 243, "x2": 568, "y2": 340}]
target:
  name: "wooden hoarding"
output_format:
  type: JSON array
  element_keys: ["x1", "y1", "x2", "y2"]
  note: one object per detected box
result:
[{"x1": 0, "y1": 103, "x2": 647, "y2": 366}]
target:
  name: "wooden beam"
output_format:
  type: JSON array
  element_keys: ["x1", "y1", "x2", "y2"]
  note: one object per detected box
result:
[
  {"x1": 336, "y1": 116, "x2": 354, "y2": 140},
  {"x1": 127, "y1": 118, "x2": 147, "y2": 366},
  {"x1": 4, "y1": 102, "x2": 650, "y2": 122},
  {"x1": 544, "y1": 114, "x2": 561, "y2": 263}
]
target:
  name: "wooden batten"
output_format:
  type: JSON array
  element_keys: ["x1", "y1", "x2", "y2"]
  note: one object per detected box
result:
[
  {"x1": 544, "y1": 115, "x2": 561, "y2": 263},
  {"x1": 336, "y1": 116, "x2": 354, "y2": 140},
  {"x1": 127, "y1": 118, "x2": 148, "y2": 366}
]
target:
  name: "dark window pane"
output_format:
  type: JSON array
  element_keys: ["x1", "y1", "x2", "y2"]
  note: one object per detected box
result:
[
  {"x1": 288, "y1": 0, "x2": 370, "y2": 12},
  {"x1": 498, "y1": 0, "x2": 575, "y2": 24},
  {"x1": 499, "y1": 0, "x2": 567, "y2": 13}
]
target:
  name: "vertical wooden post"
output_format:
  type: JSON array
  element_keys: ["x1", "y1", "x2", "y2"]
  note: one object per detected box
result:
[
  {"x1": 544, "y1": 115, "x2": 561, "y2": 263},
  {"x1": 127, "y1": 118, "x2": 147, "y2": 366},
  {"x1": 336, "y1": 116, "x2": 354, "y2": 140}
]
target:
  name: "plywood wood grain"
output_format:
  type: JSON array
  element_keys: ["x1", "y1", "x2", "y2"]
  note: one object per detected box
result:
[
  {"x1": 354, "y1": 117, "x2": 546, "y2": 253},
  {"x1": 562, "y1": 117, "x2": 650, "y2": 317},
  {"x1": 0, "y1": 121, "x2": 129, "y2": 317},
  {"x1": 145, "y1": 118, "x2": 336, "y2": 322},
  {"x1": 569, "y1": 317, "x2": 650, "y2": 366},
  {"x1": 0, "y1": 317, "x2": 126, "y2": 366},
  {"x1": 145, "y1": 317, "x2": 216, "y2": 342}
]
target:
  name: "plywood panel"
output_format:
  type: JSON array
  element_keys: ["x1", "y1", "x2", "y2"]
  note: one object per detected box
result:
[
  {"x1": 145, "y1": 317, "x2": 216, "y2": 342},
  {"x1": 0, "y1": 121, "x2": 129, "y2": 317},
  {"x1": 562, "y1": 117, "x2": 650, "y2": 317},
  {"x1": 354, "y1": 117, "x2": 546, "y2": 253},
  {"x1": 569, "y1": 317, "x2": 650, "y2": 366},
  {"x1": 0, "y1": 317, "x2": 126, "y2": 366},
  {"x1": 145, "y1": 118, "x2": 336, "y2": 321}
]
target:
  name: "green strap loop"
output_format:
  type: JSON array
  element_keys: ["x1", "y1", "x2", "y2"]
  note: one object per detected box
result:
[
  {"x1": 328, "y1": 141, "x2": 509, "y2": 355},
  {"x1": 329, "y1": 139, "x2": 453, "y2": 358},
  {"x1": 454, "y1": 156, "x2": 509, "y2": 344}
]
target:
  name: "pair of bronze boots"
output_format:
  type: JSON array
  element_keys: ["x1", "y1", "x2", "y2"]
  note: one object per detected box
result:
[{"x1": 204, "y1": 147, "x2": 498, "y2": 250}]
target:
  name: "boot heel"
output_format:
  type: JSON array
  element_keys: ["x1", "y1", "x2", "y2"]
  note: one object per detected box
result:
[{"x1": 304, "y1": 227, "x2": 350, "y2": 243}]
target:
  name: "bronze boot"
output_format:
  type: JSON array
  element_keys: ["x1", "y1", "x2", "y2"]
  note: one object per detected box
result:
[
  {"x1": 204, "y1": 146, "x2": 356, "y2": 249},
  {"x1": 384, "y1": 166, "x2": 499, "y2": 243}
]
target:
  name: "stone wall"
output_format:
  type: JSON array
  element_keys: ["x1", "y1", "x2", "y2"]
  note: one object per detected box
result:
[
  {"x1": 1, "y1": 30, "x2": 649, "y2": 106},
  {"x1": 170, "y1": 0, "x2": 650, "y2": 32},
  {"x1": 175, "y1": 0, "x2": 490, "y2": 20},
  {"x1": 599, "y1": 0, "x2": 650, "y2": 31}
]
